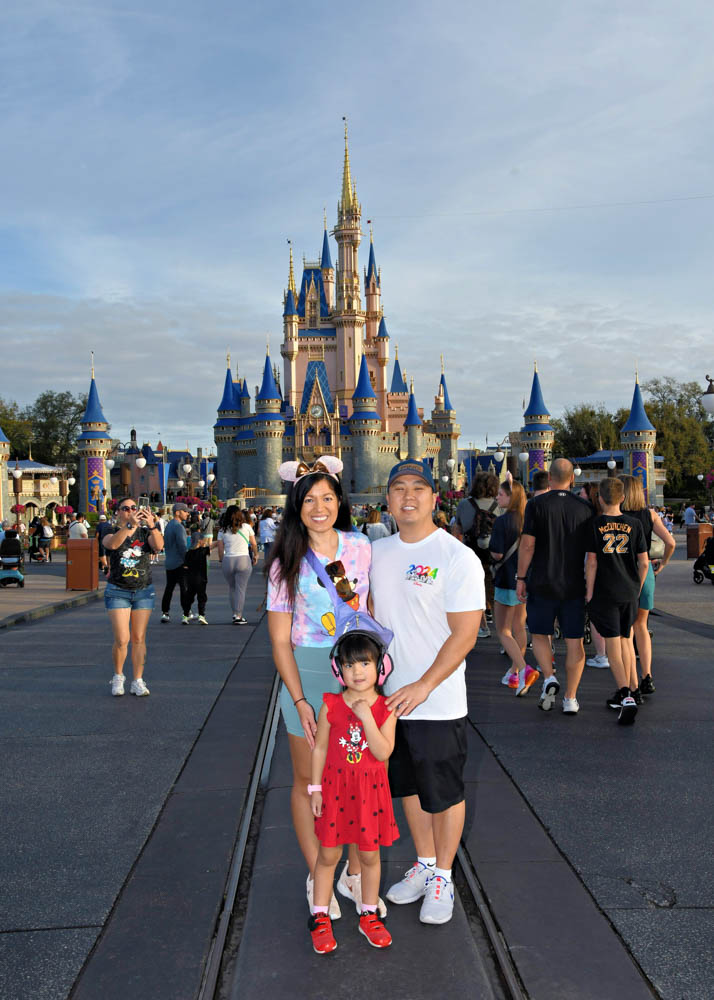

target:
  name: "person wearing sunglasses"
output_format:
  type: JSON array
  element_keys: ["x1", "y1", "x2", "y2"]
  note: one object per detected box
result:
[{"x1": 103, "y1": 499, "x2": 164, "y2": 697}]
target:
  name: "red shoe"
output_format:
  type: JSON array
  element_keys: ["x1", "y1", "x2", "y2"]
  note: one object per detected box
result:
[
  {"x1": 359, "y1": 911, "x2": 392, "y2": 948},
  {"x1": 308, "y1": 913, "x2": 337, "y2": 954}
]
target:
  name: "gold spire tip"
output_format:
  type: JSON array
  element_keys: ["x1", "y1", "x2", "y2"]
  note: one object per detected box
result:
[
  {"x1": 440, "y1": 353, "x2": 444, "y2": 374},
  {"x1": 226, "y1": 350, "x2": 231, "y2": 368},
  {"x1": 395, "y1": 344, "x2": 399, "y2": 360},
  {"x1": 534, "y1": 359, "x2": 538, "y2": 373},
  {"x1": 91, "y1": 351, "x2": 95, "y2": 379},
  {"x1": 323, "y1": 207, "x2": 327, "y2": 230}
]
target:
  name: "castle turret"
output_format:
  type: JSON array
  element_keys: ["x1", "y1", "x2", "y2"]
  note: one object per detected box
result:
[
  {"x1": 521, "y1": 363, "x2": 554, "y2": 485},
  {"x1": 350, "y1": 355, "x2": 382, "y2": 491},
  {"x1": 321, "y1": 217, "x2": 334, "y2": 311},
  {"x1": 404, "y1": 381, "x2": 423, "y2": 460},
  {"x1": 281, "y1": 283, "x2": 299, "y2": 411},
  {"x1": 255, "y1": 351, "x2": 285, "y2": 492},
  {"x1": 76, "y1": 359, "x2": 113, "y2": 513},
  {"x1": 214, "y1": 353, "x2": 241, "y2": 499},
  {"x1": 0, "y1": 422, "x2": 10, "y2": 523},
  {"x1": 334, "y1": 121, "x2": 364, "y2": 404},
  {"x1": 430, "y1": 358, "x2": 460, "y2": 481},
  {"x1": 375, "y1": 316, "x2": 390, "y2": 425},
  {"x1": 364, "y1": 227, "x2": 381, "y2": 343},
  {"x1": 621, "y1": 373, "x2": 657, "y2": 504}
]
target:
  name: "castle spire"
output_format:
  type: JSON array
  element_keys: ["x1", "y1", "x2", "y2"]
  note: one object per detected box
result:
[
  {"x1": 287, "y1": 242, "x2": 296, "y2": 295},
  {"x1": 404, "y1": 380, "x2": 422, "y2": 427},
  {"x1": 340, "y1": 117, "x2": 354, "y2": 214},
  {"x1": 621, "y1": 378, "x2": 655, "y2": 433},
  {"x1": 524, "y1": 367, "x2": 550, "y2": 418},
  {"x1": 321, "y1": 220, "x2": 333, "y2": 270}
]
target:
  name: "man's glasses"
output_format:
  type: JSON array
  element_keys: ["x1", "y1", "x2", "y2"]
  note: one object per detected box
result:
[{"x1": 119, "y1": 505, "x2": 137, "y2": 512}]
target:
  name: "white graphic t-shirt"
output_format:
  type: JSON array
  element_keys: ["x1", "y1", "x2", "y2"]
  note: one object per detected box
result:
[{"x1": 370, "y1": 528, "x2": 485, "y2": 720}]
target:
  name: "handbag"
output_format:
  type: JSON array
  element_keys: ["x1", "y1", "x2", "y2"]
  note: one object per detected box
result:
[
  {"x1": 305, "y1": 549, "x2": 393, "y2": 651},
  {"x1": 649, "y1": 533, "x2": 666, "y2": 560},
  {"x1": 489, "y1": 537, "x2": 520, "y2": 580},
  {"x1": 238, "y1": 528, "x2": 257, "y2": 565}
]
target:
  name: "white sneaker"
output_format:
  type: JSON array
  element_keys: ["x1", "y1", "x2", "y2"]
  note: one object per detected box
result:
[
  {"x1": 385, "y1": 862, "x2": 432, "y2": 904},
  {"x1": 181, "y1": 615, "x2": 191, "y2": 625},
  {"x1": 562, "y1": 697, "x2": 580, "y2": 714},
  {"x1": 306, "y1": 873, "x2": 341, "y2": 920},
  {"x1": 160, "y1": 613, "x2": 170, "y2": 623},
  {"x1": 130, "y1": 677, "x2": 150, "y2": 697},
  {"x1": 419, "y1": 875, "x2": 454, "y2": 924},
  {"x1": 586, "y1": 654, "x2": 610, "y2": 668},
  {"x1": 189, "y1": 612, "x2": 198, "y2": 620},
  {"x1": 478, "y1": 625, "x2": 491, "y2": 639},
  {"x1": 197, "y1": 615, "x2": 208, "y2": 625},
  {"x1": 110, "y1": 674, "x2": 125, "y2": 697},
  {"x1": 538, "y1": 676, "x2": 560, "y2": 712},
  {"x1": 335, "y1": 861, "x2": 387, "y2": 917}
]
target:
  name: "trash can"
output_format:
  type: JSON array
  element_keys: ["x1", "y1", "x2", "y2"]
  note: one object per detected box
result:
[
  {"x1": 66, "y1": 538, "x2": 99, "y2": 590},
  {"x1": 687, "y1": 523, "x2": 713, "y2": 559}
]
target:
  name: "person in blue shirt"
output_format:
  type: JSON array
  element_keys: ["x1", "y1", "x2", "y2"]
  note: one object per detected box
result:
[{"x1": 161, "y1": 503, "x2": 190, "y2": 622}]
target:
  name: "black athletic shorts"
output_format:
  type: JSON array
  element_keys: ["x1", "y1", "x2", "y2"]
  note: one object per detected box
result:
[
  {"x1": 388, "y1": 717, "x2": 467, "y2": 814},
  {"x1": 526, "y1": 593, "x2": 585, "y2": 639},
  {"x1": 587, "y1": 599, "x2": 638, "y2": 639}
]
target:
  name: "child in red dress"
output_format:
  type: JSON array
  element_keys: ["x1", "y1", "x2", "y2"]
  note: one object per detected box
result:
[{"x1": 308, "y1": 631, "x2": 399, "y2": 953}]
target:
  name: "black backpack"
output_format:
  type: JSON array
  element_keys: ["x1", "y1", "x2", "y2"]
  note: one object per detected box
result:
[{"x1": 463, "y1": 498, "x2": 498, "y2": 554}]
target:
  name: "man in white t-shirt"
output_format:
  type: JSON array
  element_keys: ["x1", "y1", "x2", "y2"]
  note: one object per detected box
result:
[
  {"x1": 370, "y1": 459, "x2": 485, "y2": 926},
  {"x1": 68, "y1": 513, "x2": 89, "y2": 539}
]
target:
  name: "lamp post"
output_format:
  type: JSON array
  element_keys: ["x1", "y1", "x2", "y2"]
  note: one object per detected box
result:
[
  {"x1": 518, "y1": 451, "x2": 529, "y2": 485},
  {"x1": 701, "y1": 375, "x2": 714, "y2": 416},
  {"x1": 12, "y1": 462, "x2": 23, "y2": 522},
  {"x1": 207, "y1": 472, "x2": 215, "y2": 502},
  {"x1": 607, "y1": 453, "x2": 617, "y2": 477},
  {"x1": 446, "y1": 457, "x2": 456, "y2": 519}
]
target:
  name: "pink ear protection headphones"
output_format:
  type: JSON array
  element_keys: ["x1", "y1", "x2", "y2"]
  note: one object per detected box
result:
[{"x1": 330, "y1": 631, "x2": 394, "y2": 687}]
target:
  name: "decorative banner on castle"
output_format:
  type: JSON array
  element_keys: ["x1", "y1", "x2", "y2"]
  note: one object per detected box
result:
[
  {"x1": 87, "y1": 456, "x2": 104, "y2": 512},
  {"x1": 528, "y1": 450, "x2": 545, "y2": 484},
  {"x1": 631, "y1": 451, "x2": 648, "y2": 499}
]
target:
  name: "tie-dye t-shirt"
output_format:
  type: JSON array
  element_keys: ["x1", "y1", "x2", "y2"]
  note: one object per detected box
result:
[{"x1": 267, "y1": 530, "x2": 372, "y2": 647}]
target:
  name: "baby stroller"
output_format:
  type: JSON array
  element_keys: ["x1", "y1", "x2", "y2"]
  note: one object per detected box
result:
[
  {"x1": 693, "y1": 536, "x2": 714, "y2": 586},
  {"x1": 0, "y1": 536, "x2": 25, "y2": 587}
]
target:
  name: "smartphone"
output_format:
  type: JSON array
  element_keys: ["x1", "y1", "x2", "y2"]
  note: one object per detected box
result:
[{"x1": 138, "y1": 498, "x2": 150, "y2": 509}]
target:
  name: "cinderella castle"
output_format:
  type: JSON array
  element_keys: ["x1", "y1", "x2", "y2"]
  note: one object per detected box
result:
[{"x1": 213, "y1": 126, "x2": 460, "y2": 500}]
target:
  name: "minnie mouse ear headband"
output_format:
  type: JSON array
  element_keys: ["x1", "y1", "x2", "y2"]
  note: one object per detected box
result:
[{"x1": 279, "y1": 455, "x2": 344, "y2": 483}]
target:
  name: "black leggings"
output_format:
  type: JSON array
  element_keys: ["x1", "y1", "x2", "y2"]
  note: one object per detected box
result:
[
  {"x1": 182, "y1": 573, "x2": 207, "y2": 616},
  {"x1": 162, "y1": 566, "x2": 187, "y2": 613}
]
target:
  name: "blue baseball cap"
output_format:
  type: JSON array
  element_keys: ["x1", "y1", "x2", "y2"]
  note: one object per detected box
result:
[{"x1": 387, "y1": 459, "x2": 436, "y2": 492}]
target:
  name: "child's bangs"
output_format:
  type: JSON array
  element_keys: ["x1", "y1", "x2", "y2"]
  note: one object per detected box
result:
[{"x1": 337, "y1": 632, "x2": 380, "y2": 665}]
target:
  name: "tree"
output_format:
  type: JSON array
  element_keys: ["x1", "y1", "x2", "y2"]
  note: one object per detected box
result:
[
  {"x1": 551, "y1": 405, "x2": 619, "y2": 460},
  {"x1": 0, "y1": 397, "x2": 33, "y2": 459},
  {"x1": 24, "y1": 391, "x2": 89, "y2": 466}
]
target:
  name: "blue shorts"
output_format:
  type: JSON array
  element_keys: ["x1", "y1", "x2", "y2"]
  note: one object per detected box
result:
[
  {"x1": 279, "y1": 645, "x2": 341, "y2": 738},
  {"x1": 104, "y1": 582, "x2": 156, "y2": 611},
  {"x1": 494, "y1": 586, "x2": 520, "y2": 607},
  {"x1": 639, "y1": 562, "x2": 655, "y2": 611},
  {"x1": 527, "y1": 593, "x2": 585, "y2": 639}
]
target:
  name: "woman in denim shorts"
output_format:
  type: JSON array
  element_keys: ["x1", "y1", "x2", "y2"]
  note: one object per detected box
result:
[{"x1": 103, "y1": 499, "x2": 164, "y2": 697}]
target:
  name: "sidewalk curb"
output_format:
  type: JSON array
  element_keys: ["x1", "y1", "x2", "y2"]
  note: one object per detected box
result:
[{"x1": 0, "y1": 589, "x2": 105, "y2": 630}]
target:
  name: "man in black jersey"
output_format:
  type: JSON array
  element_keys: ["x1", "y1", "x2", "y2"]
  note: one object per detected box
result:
[{"x1": 516, "y1": 459, "x2": 592, "y2": 714}]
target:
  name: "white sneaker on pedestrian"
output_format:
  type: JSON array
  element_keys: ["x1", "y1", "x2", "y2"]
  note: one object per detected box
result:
[
  {"x1": 130, "y1": 677, "x2": 150, "y2": 697},
  {"x1": 110, "y1": 674, "x2": 125, "y2": 697},
  {"x1": 197, "y1": 615, "x2": 208, "y2": 625},
  {"x1": 181, "y1": 615, "x2": 190, "y2": 625},
  {"x1": 385, "y1": 862, "x2": 432, "y2": 904},
  {"x1": 160, "y1": 613, "x2": 170, "y2": 623},
  {"x1": 478, "y1": 625, "x2": 491, "y2": 639},
  {"x1": 562, "y1": 697, "x2": 580, "y2": 714},
  {"x1": 335, "y1": 861, "x2": 387, "y2": 917},
  {"x1": 586, "y1": 654, "x2": 610, "y2": 668},
  {"x1": 538, "y1": 676, "x2": 560, "y2": 712},
  {"x1": 189, "y1": 612, "x2": 198, "y2": 620},
  {"x1": 419, "y1": 875, "x2": 454, "y2": 924},
  {"x1": 306, "y1": 873, "x2": 341, "y2": 920}
]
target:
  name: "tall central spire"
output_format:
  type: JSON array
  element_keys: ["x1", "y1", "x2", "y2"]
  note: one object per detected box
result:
[
  {"x1": 340, "y1": 118, "x2": 354, "y2": 214},
  {"x1": 287, "y1": 242, "x2": 296, "y2": 295}
]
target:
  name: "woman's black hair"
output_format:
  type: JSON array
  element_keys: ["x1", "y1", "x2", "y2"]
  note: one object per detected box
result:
[
  {"x1": 220, "y1": 504, "x2": 244, "y2": 533},
  {"x1": 264, "y1": 473, "x2": 352, "y2": 603}
]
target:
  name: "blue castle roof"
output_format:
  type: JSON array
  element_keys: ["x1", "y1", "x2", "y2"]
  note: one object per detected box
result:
[
  {"x1": 377, "y1": 317, "x2": 389, "y2": 339},
  {"x1": 0, "y1": 424, "x2": 10, "y2": 443},
  {"x1": 321, "y1": 228, "x2": 333, "y2": 270},
  {"x1": 353, "y1": 355, "x2": 376, "y2": 400},
  {"x1": 283, "y1": 288, "x2": 298, "y2": 317},
  {"x1": 218, "y1": 367, "x2": 236, "y2": 411},
  {"x1": 439, "y1": 373, "x2": 453, "y2": 411},
  {"x1": 241, "y1": 378, "x2": 250, "y2": 399},
  {"x1": 297, "y1": 267, "x2": 330, "y2": 319},
  {"x1": 81, "y1": 378, "x2": 108, "y2": 425},
  {"x1": 523, "y1": 370, "x2": 550, "y2": 419},
  {"x1": 621, "y1": 381, "x2": 656, "y2": 433},
  {"x1": 390, "y1": 358, "x2": 408, "y2": 393},
  {"x1": 257, "y1": 355, "x2": 280, "y2": 401},
  {"x1": 366, "y1": 240, "x2": 379, "y2": 287},
  {"x1": 232, "y1": 379, "x2": 243, "y2": 409},
  {"x1": 404, "y1": 390, "x2": 422, "y2": 427},
  {"x1": 300, "y1": 361, "x2": 333, "y2": 414}
]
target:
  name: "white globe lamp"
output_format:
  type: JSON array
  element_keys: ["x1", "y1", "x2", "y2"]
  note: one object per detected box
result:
[
  {"x1": 135, "y1": 457, "x2": 147, "y2": 469},
  {"x1": 105, "y1": 459, "x2": 115, "y2": 471}
]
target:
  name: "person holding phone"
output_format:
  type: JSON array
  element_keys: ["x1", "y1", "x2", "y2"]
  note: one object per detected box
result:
[{"x1": 103, "y1": 498, "x2": 164, "y2": 697}]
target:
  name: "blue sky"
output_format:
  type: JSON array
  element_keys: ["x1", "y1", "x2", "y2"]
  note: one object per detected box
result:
[{"x1": 1, "y1": 0, "x2": 713, "y2": 454}]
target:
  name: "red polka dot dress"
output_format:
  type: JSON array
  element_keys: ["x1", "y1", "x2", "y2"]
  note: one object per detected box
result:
[{"x1": 314, "y1": 692, "x2": 399, "y2": 852}]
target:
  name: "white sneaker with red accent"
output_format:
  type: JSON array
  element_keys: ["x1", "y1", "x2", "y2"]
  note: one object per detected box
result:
[
  {"x1": 419, "y1": 874, "x2": 454, "y2": 924},
  {"x1": 386, "y1": 862, "x2": 432, "y2": 904}
]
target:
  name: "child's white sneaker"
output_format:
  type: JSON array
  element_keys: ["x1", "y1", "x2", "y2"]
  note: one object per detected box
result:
[{"x1": 336, "y1": 861, "x2": 387, "y2": 917}]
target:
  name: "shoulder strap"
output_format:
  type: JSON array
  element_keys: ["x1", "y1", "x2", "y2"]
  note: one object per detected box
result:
[
  {"x1": 502, "y1": 537, "x2": 520, "y2": 563},
  {"x1": 489, "y1": 500, "x2": 498, "y2": 514},
  {"x1": 237, "y1": 528, "x2": 251, "y2": 545},
  {"x1": 305, "y1": 548, "x2": 341, "y2": 609}
]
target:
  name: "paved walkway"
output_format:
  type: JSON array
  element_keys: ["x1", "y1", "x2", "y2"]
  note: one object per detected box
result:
[
  {"x1": 0, "y1": 545, "x2": 711, "y2": 999},
  {"x1": 0, "y1": 551, "x2": 105, "y2": 628}
]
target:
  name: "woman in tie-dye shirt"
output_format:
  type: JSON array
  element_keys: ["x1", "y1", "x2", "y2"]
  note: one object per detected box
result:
[{"x1": 266, "y1": 462, "x2": 373, "y2": 919}]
